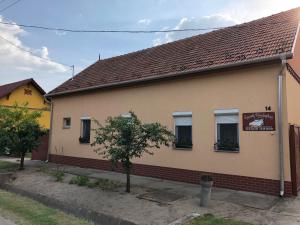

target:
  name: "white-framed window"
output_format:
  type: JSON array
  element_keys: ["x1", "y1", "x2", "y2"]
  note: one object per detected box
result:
[
  {"x1": 79, "y1": 117, "x2": 91, "y2": 144},
  {"x1": 63, "y1": 117, "x2": 71, "y2": 129},
  {"x1": 173, "y1": 112, "x2": 192, "y2": 149},
  {"x1": 214, "y1": 109, "x2": 239, "y2": 152}
]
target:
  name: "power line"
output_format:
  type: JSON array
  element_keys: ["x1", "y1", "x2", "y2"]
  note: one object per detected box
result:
[
  {"x1": 0, "y1": 20, "x2": 223, "y2": 33},
  {"x1": 0, "y1": 19, "x2": 291, "y2": 34},
  {"x1": 0, "y1": 35, "x2": 71, "y2": 69},
  {"x1": 0, "y1": 0, "x2": 21, "y2": 13}
]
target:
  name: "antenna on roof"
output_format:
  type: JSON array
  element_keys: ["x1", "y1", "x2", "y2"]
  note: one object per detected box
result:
[
  {"x1": 99, "y1": 53, "x2": 101, "y2": 61},
  {"x1": 71, "y1": 65, "x2": 75, "y2": 80}
]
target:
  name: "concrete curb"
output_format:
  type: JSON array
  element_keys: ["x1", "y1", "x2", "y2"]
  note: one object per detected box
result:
[
  {"x1": 0, "y1": 183, "x2": 136, "y2": 225},
  {"x1": 168, "y1": 213, "x2": 200, "y2": 225}
]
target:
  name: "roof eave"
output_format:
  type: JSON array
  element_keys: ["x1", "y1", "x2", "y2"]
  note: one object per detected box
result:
[
  {"x1": 291, "y1": 21, "x2": 300, "y2": 54},
  {"x1": 46, "y1": 52, "x2": 293, "y2": 98}
]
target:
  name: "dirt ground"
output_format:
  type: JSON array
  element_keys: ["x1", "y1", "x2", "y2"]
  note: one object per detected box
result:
[{"x1": 3, "y1": 160, "x2": 300, "y2": 225}]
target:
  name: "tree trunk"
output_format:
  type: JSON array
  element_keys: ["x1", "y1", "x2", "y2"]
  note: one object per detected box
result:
[
  {"x1": 126, "y1": 167, "x2": 130, "y2": 193},
  {"x1": 19, "y1": 152, "x2": 25, "y2": 170}
]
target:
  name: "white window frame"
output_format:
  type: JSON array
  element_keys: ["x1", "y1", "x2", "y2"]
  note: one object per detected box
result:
[
  {"x1": 80, "y1": 117, "x2": 91, "y2": 144},
  {"x1": 214, "y1": 109, "x2": 240, "y2": 152},
  {"x1": 173, "y1": 112, "x2": 193, "y2": 149},
  {"x1": 63, "y1": 117, "x2": 71, "y2": 129}
]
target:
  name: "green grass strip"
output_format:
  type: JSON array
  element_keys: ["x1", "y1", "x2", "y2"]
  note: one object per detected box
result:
[
  {"x1": 0, "y1": 190, "x2": 93, "y2": 225},
  {"x1": 0, "y1": 160, "x2": 19, "y2": 171}
]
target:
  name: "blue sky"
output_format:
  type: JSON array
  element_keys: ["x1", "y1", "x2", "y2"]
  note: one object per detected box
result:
[{"x1": 0, "y1": 0, "x2": 300, "y2": 92}]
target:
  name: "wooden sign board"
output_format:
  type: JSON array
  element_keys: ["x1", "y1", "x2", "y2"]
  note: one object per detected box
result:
[{"x1": 243, "y1": 112, "x2": 275, "y2": 131}]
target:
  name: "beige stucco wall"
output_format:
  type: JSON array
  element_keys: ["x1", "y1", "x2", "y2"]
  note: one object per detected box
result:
[
  {"x1": 286, "y1": 70, "x2": 300, "y2": 125},
  {"x1": 289, "y1": 24, "x2": 300, "y2": 79},
  {"x1": 50, "y1": 63, "x2": 291, "y2": 181},
  {"x1": 287, "y1": 25, "x2": 300, "y2": 125}
]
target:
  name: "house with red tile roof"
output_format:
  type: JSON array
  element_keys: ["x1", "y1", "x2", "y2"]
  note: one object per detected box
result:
[
  {"x1": 47, "y1": 7, "x2": 300, "y2": 197},
  {"x1": 0, "y1": 78, "x2": 51, "y2": 129}
]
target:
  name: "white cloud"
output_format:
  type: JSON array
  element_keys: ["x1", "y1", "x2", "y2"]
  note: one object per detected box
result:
[
  {"x1": 0, "y1": 16, "x2": 68, "y2": 74},
  {"x1": 152, "y1": 0, "x2": 300, "y2": 46},
  {"x1": 153, "y1": 14, "x2": 238, "y2": 46},
  {"x1": 223, "y1": 0, "x2": 300, "y2": 22},
  {"x1": 137, "y1": 18, "x2": 151, "y2": 25},
  {"x1": 0, "y1": 16, "x2": 70, "y2": 91}
]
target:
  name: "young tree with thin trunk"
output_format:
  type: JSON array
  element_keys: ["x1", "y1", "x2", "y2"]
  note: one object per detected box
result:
[
  {"x1": 0, "y1": 103, "x2": 46, "y2": 170},
  {"x1": 92, "y1": 112, "x2": 175, "y2": 193}
]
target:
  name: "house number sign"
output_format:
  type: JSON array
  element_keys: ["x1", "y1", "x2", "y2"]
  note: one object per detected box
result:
[{"x1": 243, "y1": 112, "x2": 275, "y2": 131}]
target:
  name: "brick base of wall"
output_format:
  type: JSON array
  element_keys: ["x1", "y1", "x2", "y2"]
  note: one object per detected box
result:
[{"x1": 49, "y1": 154, "x2": 293, "y2": 197}]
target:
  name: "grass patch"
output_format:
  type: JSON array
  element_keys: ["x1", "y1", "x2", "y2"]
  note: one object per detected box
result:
[
  {"x1": 0, "y1": 160, "x2": 19, "y2": 172},
  {"x1": 52, "y1": 170, "x2": 65, "y2": 182},
  {"x1": 90, "y1": 178, "x2": 122, "y2": 190},
  {"x1": 185, "y1": 214, "x2": 253, "y2": 225},
  {"x1": 0, "y1": 190, "x2": 93, "y2": 225},
  {"x1": 36, "y1": 165, "x2": 65, "y2": 182},
  {"x1": 69, "y1": 175, "x2": 89, "y2": 186},
  {"x1": 70, "y1": 176, "x2": 122, "y2": 190}
]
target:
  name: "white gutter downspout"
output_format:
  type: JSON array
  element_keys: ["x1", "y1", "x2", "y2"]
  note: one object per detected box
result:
[
  {"x1": 46, "y1": 99, "x2": 54, "y2": 162},
  {"x1": 278, "y1": 57, "x2": 287, "y2": 197}
]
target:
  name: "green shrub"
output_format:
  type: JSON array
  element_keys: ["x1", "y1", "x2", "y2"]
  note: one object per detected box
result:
[
  {"x1": 69, "y1": 175, "x2": 89, "y2": 186},
  {"x1": 68, "y1": 176, "x2": 121, "y2": 190},
  {"x1": 77, "y1": 176, "x2": 89, "y2": 186},
  {"x1": 94, "y1": 178, "x2": 122, "y2": 190},
  {"x1": 52, "y1": 170, "x2": 64, "y2": 182}
]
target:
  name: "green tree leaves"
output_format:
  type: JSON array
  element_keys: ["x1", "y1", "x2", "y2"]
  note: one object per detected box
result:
[
  {"x1": 0, "y1": 103, "x2": 46, "y2": 169},
  {"x1": 92, "y1": 111, "x2": 175, "y2": 192}
]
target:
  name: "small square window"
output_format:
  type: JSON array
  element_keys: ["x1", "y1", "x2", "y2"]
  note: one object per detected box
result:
[
  {"x1": 24, "y1": 89, "x2": 32, "y2": 95},
  {"x1": 79, "y1": 119, "x2": 91, "y2": 144},
  {"x1": 63, "y1": 118, "x2": 71, "y2": 129},
  {"x1": 214, "y1": 110, "x2": 239, "y2": 152},
  {"x1": 173, "y1": 112, "x2": 192, "y2": 149}
]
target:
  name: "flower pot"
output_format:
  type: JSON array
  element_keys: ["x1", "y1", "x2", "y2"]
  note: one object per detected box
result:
[{"x1": 200, "y1": 175, "x2": 213, "y2": 207}]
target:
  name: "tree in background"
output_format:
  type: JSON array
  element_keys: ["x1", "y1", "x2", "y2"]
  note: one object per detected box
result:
[
  {"x1": 0, "y1": 103, "x2": 46, "y2": 170},
  {"x1": 92, "y1": 112, "x2": 175, "y2": 193}
]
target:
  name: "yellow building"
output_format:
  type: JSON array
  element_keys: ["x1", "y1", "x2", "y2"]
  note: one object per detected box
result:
[{"x1": 0, "y1": 78, "x2": 50, "y2": 129}]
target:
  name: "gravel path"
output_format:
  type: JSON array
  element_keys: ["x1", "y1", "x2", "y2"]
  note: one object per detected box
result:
[
  {"x1": 7, "y1": 167, "x2": 300, "y2": 225},
  {"x1": 0, "y1": 215, "x2": 17, "y2": 225},
  {"x1": 11, "y1": 170, "x2": 191, "y2": 225}
]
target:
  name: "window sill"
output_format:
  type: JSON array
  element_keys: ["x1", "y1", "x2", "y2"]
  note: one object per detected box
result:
[
  {"x1": 79, "y1": 142, "x2": 90, "y2": 145},
  {"x1": 63, "y1": 127, "x2": 71, "y2": 129},
  {"x1": 173, "y1": 146, "x2": 193, "y2": 151},
  {"x1": 214, "y1": 149, "x2": 240, "y2": 153}
]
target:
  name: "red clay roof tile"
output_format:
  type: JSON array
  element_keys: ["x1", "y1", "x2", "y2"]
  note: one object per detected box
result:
[{"x1": 48, "y1": 7, "x2": 300, "y2": 96}]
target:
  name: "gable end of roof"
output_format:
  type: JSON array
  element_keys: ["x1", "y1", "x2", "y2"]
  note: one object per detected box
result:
[{"x1": 0, "y1": 78, "x2": 46, "y2": 99}]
